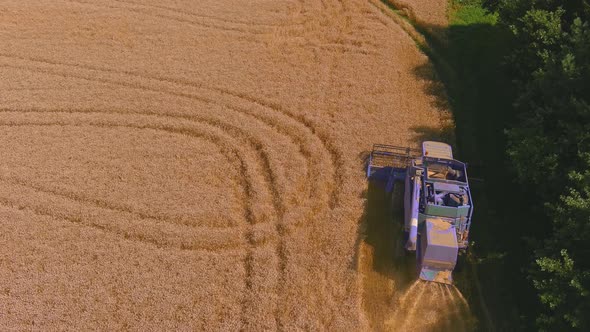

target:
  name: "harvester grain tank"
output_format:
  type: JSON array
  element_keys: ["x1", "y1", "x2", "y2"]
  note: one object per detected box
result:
[{"x1": 366, "y1": 141, "x2": 473, "y2": 284}]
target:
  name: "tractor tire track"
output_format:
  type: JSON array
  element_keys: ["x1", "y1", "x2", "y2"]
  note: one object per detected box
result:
[
  {"x1": 113, "y1": 0, "x2": 302, "y2": 28},
  {"x1": 313, "y1": 45, "x2": 340, "y2": 209},
  {"x1": 0, "y1": 174, "x2": 238, "y2": 230},
  {"x1": 0, "y1": 117, "x2": 278, "y2": 329},
  {"x1": 0, "y1": 121, "x2": 258, "y2": 247},
  {"x1": 0, "y1": 107, "x2": 293, "y2": 330},
  {"x1": 0, "y1": 54, "x2": 343, "y2": 212},
  {"x1": 315, "y1": 43, "x2": 378, "y2": 55},
  {"x1": 304, "y1": 0, "x2": 380, "y2": 55},
  {"x1": 366, "y1": 0, "x2": 427, "y2": 48},
  {"x1": 65, "y1": 0, "x2": 269, "y2": 36},
  {"x1": 67, "y1": 0, "x2": 372, "y2": 55},
  {"x1": 70, "y1": 0, "x2": 371, "y2": 54},
  {"x1": 0, "y1": 55, "x2": 319, "y2": 203},
  {"x1": 226, "y1": 90, "x2": 344, "y2": 210},
  {"x1": 0, "y1": 196, "x2": 243, "y2": 252},
  {"x1": 1, "y1": 52, "x2": 345, "y2": 327}
]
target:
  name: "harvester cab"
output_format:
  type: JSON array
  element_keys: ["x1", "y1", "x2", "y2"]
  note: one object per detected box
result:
[{"x1": 367, "y1": 141, "x2": 473, "y2": 284}]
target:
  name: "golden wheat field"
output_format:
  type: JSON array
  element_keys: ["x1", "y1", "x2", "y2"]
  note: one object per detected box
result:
[
  {"x1": 388, "y1": 0, "x2": 448, "y2": 27},
  {"x1": 0, "y1": 0, "x2": 474, "y2": 330}
]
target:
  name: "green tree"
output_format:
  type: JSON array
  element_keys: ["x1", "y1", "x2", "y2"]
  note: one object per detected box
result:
[
  {"x1": 532, "y1": 157, "x2": 590, "y2": 330},
  {"x1": 506, "y1": 15, "x2": 590, "y2": 196},
  {"x1": 498, "y1": 2, "x2": 590, "y2": 330}
]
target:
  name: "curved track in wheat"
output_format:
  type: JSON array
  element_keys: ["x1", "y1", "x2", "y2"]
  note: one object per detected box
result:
[{"x1": 0, "y1": 0, "x2": 470, "y2": 330}]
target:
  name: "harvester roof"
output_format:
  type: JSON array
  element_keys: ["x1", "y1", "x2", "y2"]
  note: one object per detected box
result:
[{"x1": 422, "y1": 141, "x2": 453, "y2": 159}]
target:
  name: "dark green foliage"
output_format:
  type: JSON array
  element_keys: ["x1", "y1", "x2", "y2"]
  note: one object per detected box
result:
[
  {"x1": 532, "y1": 158, "x2": 590, "y2": 330},
  {"x1": 507, "y1": 16, "x2": 590, "y2": 193},
  {"x1": 499, "y1": 0, "x2": 590, "y2": 25},
  {"x1": 498, "y1": 1, "x2": 590, "y2": 329}
]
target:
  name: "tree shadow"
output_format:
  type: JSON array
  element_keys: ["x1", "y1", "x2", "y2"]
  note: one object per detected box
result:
[
  {"x1": 377, "y1": 2, "x2": 540, "y2": 330},
  {"x1": 364, "y1": 1, "x2": 545, "y2": 329},
  {"x1": 410, "y1": 124, "x2": 455, "y2": 146},
  {"x1": 412, "y1": 59, "x2": 451, "y2": 111},
  {"x1": 411, "y1": 18, "x2": 545, "y2": 332}
]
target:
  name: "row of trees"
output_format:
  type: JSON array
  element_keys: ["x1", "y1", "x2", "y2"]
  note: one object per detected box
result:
[{"x1": 495, "y1": 0, "x2": 590, "y2": 330}]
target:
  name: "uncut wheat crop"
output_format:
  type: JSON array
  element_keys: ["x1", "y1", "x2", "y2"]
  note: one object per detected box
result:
[{"x1": 0, "y1": 0, "x2": 469, "y2": 330}]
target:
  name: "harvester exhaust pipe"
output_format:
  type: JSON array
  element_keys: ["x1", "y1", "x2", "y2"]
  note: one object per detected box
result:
[
  {"x1": 405, "y1": 173, "x2": 421, "y2": 251},
  {"x1": 406, "y1": 217, "x2": 418, "y2": 251}
]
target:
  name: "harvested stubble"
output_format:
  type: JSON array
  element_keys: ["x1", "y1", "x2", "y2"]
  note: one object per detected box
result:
[{"x1": 0, "y1": 0, "x2": 466, "y2": 330}]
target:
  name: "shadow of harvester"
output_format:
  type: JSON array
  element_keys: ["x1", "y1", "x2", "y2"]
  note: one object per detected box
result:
[{"x1": 361, "y1": 181, "x2": 416, "y2": 292}]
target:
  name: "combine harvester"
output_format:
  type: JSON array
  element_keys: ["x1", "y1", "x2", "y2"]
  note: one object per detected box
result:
[{"x1": 367, "y1": 141, "x2": 473, "y2": 284}]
